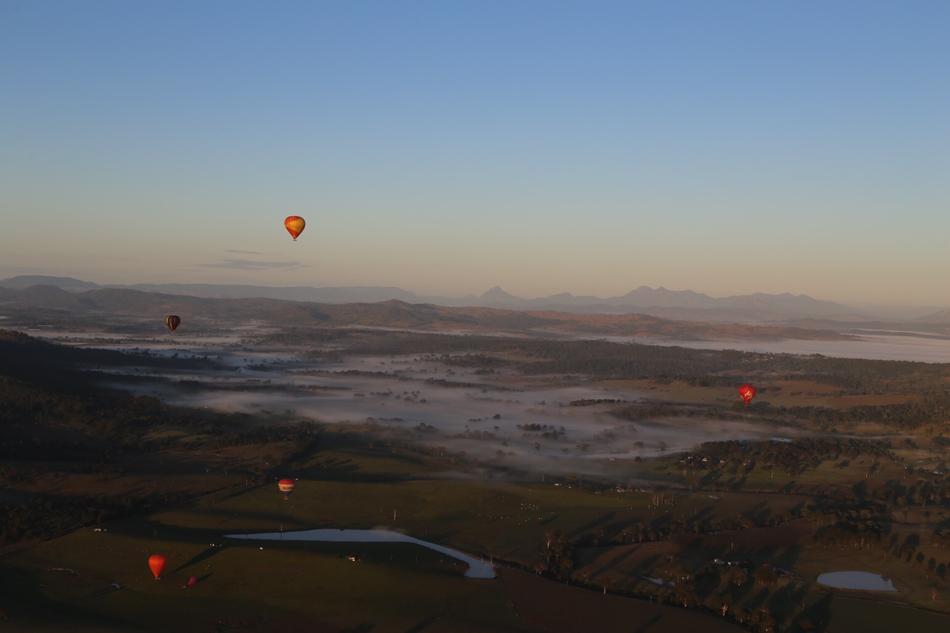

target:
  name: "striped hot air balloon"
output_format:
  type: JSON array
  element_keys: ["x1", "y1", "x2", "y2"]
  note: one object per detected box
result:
[{"x1": 164, "y1": 315, "x2": 181, "y2": 332}]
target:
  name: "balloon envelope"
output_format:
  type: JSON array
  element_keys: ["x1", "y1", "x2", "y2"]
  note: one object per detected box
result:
[
  {"x1": 278, "y1": 478, "x2": 296, "y2": 494},
  {"x1": 284, "y1": 216, "x2": 306, "y2": 241},
  {"x1": 738, "y1": 383, "x2": 757, "y2": 405},
  {"x1": 164, "y1": 315, "x2": 181, "y2": 332},
  {"x1": 185, "y1": 575, "x2": 198, "y2": 589},
  {"x1": 148, "y1": 553, "x2": 167, "y2": 580}
]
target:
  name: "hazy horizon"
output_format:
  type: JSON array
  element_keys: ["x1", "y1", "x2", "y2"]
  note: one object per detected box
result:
[
  {"x1": 3, "y1": 2, "x2": 949, "y2": 305},
  {"x1": 3, "y1": 267, "x2": 950, "y2": 310}
]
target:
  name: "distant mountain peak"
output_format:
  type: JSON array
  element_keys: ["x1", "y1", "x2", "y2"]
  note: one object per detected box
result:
[
  {"x1": 481, "y1": 286, "x2": 520, "y2": 301},
  {"x1": 919, "y1": 309, "x2": 950, "y2": 324}
]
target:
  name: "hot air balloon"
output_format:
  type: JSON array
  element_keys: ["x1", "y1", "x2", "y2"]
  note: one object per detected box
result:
[
  {"x1": 184, "y1": 575, "x2": 198, "y2": 589},
  {"x1": 164, "y1": 315, "x2": 181, "y2": 332},
  {"x1": 278, "y1": 478, "x2": 296, "y2": 499},
  {"x1": 284, "y1": 216, "x2": 306, "y2": 241},
  {"x1": 738, "y1": 383, "x2": 757, "y2": 406},
  {"x1": 148, "y1": 553, "x2": 167, "y2": 580}
]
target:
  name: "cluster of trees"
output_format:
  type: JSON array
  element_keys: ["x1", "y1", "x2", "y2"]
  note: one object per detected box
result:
[
  {"x1": 813, "y1": 516, "x2": 887, "y2": 549},
  {"x1": 573, "y1": 507, "x2": 806, "y2": 551},
  {"x1": 0, "y1": 492, "x2": 187, "y2": 545},
  {"x1": 880, "y1": 476, "x2": 950, "y2": 508},
  {"x1": 880, "y1": 532, "x2": 950, "y2": 579},
  {"x1": 809, "y1": 506, "x2": 950, "y2": 583},
  {"x1": 682, "y1": 438, "x2": 893, "y2": 478},
  {"x1": 431, "y1": 353, "x2": 513, "y2": 368},
  {"x1": 424, "y1": 377, "x2": 512, "y2": 390},
  {"x1": 536, "y1": 529, "x2": 574, "y2": 580},
  {"x1": 517, "y1": 423, "x2": 566, "y2": 440},
  {"x1": 562, "y1": 536, "x2": 812, "y2": 633},
  {"x1": 775, "y1": 398, "x2": 950, "y2": 429},
  {"x1": 568, "y1": 398, "x2": 626, "y2": 406}
]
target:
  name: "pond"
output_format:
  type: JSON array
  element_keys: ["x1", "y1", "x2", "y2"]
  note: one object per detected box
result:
[
  {"x1": 226, "y1": 528, "x2": 496, "y2": 579},
  {"x1": 817, "y1": 571, "x2": 896, "y2": 591}
]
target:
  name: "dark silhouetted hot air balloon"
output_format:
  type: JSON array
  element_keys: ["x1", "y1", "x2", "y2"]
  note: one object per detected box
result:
[
  {"x1": 148, "y1": 553, "x2": 167, "y2": 580},
  {"x1": 738, "y1": 383, "x2": 757, "y2": 406},
  {"x1": 164, "y1": 315, "x2": 181, "y2": 332},
  {"x1": 278, "y1": 478, "x2": 296, "y2": 499},
  {"x1": 284, "y1": 216, "x2": 306, "y2": 241}
]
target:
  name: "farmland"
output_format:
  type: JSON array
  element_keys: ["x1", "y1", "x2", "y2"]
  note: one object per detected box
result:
[{"x1": 2, "y1": 324, "x2": 950, "y2": 632}]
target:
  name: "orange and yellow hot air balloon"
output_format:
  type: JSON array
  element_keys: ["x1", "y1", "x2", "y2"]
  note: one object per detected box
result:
[
  {"x1": 148, "y1": 553, "x2": 167, "y2": 580},
  {"x1": 278, "y1": 478, "x2": 296, "y2": 499},
  {"x1": 738, "y1": 383, "x2": 757, "y2": 406},
  {"x1": 284, "y1": 216, "x2": 306, "y2": 241}
]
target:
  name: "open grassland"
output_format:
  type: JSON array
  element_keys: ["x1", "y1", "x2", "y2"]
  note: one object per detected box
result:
[
  {"x1": 826, "y1": 596, "x2": 950, "y2": 633},
  {"x1": 11, "y1": 435, "x2": 947, "y2": 631},
  {"x1": 500, "y1": 567, "x2": 743, "y2": 633},
  {"x1": 2, "y1": 482, "x2": 749, "y2": 633},
  {"x1": 153, "y1": 478, "x2": 655, "y2": 561},
  {"x1": 4, "y1": 528, "x2": 523, "y2": 632}
]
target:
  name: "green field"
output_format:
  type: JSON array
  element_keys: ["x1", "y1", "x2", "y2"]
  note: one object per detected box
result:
[
  {"x1": 2, "y1": 442, "x2": 752, "y2": 632},
  {"x1": 6, "y1": 442, "x2": 949, "y2": 632}
]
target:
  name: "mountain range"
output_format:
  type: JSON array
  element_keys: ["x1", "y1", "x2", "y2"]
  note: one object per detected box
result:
[
  {"x1": 1, "y1": 275, "x2": 946, "y2": 324},
  {"x1": 0, "y1": 284, "x2": 857, "y2": 342}
]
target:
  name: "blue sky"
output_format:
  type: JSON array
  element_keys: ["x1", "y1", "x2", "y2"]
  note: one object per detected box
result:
[{"x1": 1, "y1": 1, "x2": 948, "y2": 303}]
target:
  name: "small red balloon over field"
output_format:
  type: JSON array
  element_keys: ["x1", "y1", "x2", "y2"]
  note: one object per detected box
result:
[
  {"x1": 148, "y1": 553, "x2": 167, "y2": 580},
  {"x1": 738, "y1": 383, "x2": 757, "y2": 406},
  {"x1": 278, "y1": 478, "x2": 296, "y2": 497}
]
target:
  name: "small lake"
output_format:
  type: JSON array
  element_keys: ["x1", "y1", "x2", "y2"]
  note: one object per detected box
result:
[
  {"x1": 817, "y1": 571, "x2": 895, "y2": 591},
  {"x1": 226, "y1": 528, "x2": 495, "y2": 579}
]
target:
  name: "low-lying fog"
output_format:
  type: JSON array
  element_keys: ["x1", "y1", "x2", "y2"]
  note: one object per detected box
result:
[{"x1": 25, "y1": 328, "x2": 807, "y2": 477}]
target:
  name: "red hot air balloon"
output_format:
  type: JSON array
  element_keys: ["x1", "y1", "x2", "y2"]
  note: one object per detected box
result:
[
  {"x1": 184, "y1": 575, "x2": 198, "y2": 589},
  {"x1": 164, "y1": 315, "x2": 181, "y2": 332},
  {"x1": 738, "y1": 383, "x2": 757, "y2": 406},
  {"x1": 278, "y1": 478, "x2": 296, "y2": 499},
  {"x1": 284, "y1": 216, "x2": 306, "y2": 241},
  {"x1": 148, "y1": 553, "x2": 167, "y2": 580}
]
